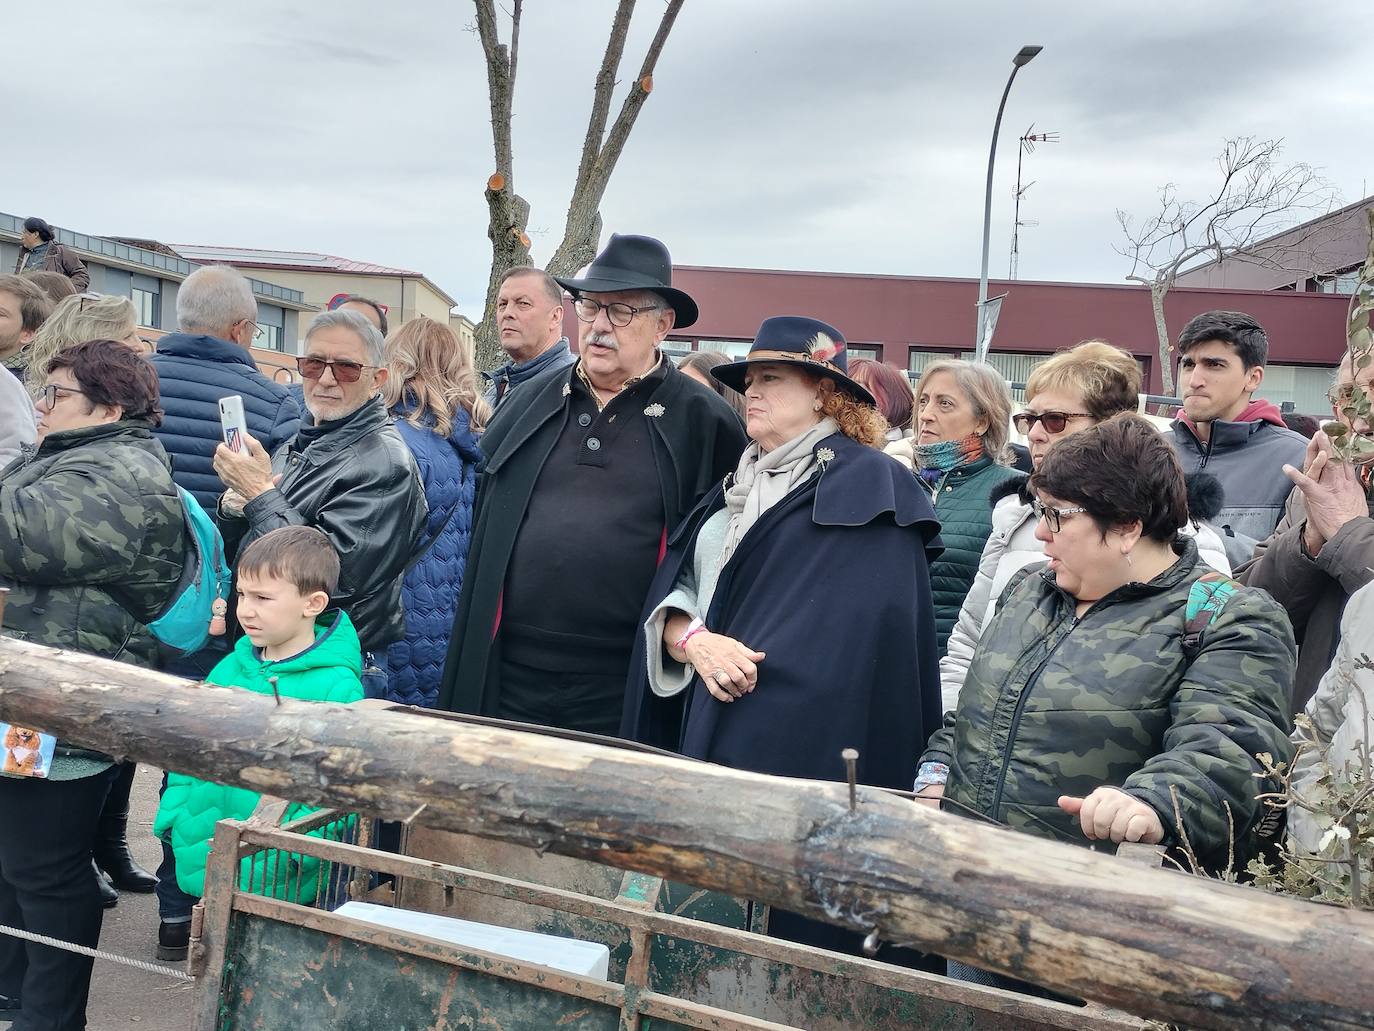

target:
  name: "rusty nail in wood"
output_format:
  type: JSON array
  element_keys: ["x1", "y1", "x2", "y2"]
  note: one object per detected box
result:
[
  {"x1": 863, "y1": 928, "x2": 881, "y2": 956},
  {"x1": 842, "y1": 748, "x2": 859, "y2": 812}
]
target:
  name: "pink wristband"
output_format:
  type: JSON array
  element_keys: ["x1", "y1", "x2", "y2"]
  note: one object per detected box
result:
[{"x1": 675, "y1": 617, "x2": 706, "y2": 651}]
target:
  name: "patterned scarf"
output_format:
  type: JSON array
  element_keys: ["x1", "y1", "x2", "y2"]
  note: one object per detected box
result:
[{"x1": 913, "y1": 433, "x2": 983, "y2": 487}]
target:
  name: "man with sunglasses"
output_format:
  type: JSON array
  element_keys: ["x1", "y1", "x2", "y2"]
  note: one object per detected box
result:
[
  {"x1": 1238, "y1": 345, "x2": 1374, "y2": 711},
  {"x1": 213, "y1": 308, "x2": 426, "y2": 697},
  {"x1": 437, "y1": 234, "x2": 746, "y2": 735}
]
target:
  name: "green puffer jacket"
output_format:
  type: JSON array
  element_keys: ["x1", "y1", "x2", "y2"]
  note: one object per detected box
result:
[
  {"x1": 921, "y1": 455, "x2": 1022, "y2": 654},
  {"x1": 0, "y1": 419, "x2": 183, "y2": 668},
  {"x1": 921, "y1": 539, "x2": 1296, "y2": 868},
  {"x1": 154, "y1": 612, "x2": 364, "y2": 902}
]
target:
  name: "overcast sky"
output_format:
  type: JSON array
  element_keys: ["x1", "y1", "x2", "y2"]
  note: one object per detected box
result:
[{"x1": 6, "y1": 1, "x2": 1370, "y2": 315}]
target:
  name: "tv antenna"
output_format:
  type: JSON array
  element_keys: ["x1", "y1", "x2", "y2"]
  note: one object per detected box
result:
[{"x1": 1010, "y1": 124, "x2": 1060, "y2": 280}]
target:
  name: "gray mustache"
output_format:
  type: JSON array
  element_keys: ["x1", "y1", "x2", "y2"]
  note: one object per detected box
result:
[{"x1": 586, "y1": 333, "x2": 619, "y2": 351}]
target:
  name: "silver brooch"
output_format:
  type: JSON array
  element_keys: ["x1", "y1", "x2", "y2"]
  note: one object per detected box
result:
[
  {"x1": 643, "y1": 402, "x2": 666, "y2": 418},
  {"x1": 816, "y1": 447, "x2": 835, "y2": 466},
  {"x1": 562, "y1": 383, "x2": 571, "y2": 397}
]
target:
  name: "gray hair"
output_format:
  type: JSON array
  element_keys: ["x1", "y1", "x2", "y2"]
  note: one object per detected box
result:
[
  {"x1": 305, "y1": 308, "x2": 385, "y2": 365},
  {"x1": 914, "y1": 359, "x2": 1014, "y2": 463},
  {"x1": 177, "y1": 265, "x2": 257, "y2": 335}
]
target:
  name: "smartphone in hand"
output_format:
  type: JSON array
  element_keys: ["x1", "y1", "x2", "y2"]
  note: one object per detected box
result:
[{"x1": 219, "y1": 395, "x2": 250, "y2": 454}]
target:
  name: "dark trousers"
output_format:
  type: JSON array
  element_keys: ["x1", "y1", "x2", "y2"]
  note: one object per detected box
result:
[
  {"x1": 0, "y1": 766, "x2": 117, "y2": 1031},
  {"x1": 496, "y1": 658, "x2": 627, "y2": 737},
  {"x1": 154, "y1": 775, "x2": 197, "y2": 923}
]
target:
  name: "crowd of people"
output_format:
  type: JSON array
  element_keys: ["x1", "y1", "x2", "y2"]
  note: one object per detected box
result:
[{"x1": 1, "y1": 221, "x2": 1372, "y2": 1027}]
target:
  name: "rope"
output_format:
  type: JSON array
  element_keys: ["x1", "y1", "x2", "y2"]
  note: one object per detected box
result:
[{"x1": 0, "y1": 922, "x2": 194, "y2": 982}]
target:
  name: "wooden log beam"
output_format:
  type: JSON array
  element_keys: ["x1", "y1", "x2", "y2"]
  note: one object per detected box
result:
[{"x1": 2, "y1": 637, "x2": 1372, "y2": 1030}]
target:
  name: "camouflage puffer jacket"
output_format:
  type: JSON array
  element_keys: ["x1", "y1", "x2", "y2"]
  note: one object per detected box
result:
[
  {"x1": 921, "y1": 538, "x2": 1296, "y2": 868},
  {"x1": 0, "y1": 420, "x2": 184, "y2": 669}
]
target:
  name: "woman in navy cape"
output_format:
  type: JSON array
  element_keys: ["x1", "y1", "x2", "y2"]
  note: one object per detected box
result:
[{"x1": 621, "y1": 317, "x2": 944, "y2": 967}]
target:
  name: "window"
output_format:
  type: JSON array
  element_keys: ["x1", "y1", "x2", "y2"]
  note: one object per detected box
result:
[
  {"x1": 257, "y1": 324, "x2": 284, "y2": 352},
  {"x1": 1257, "y1": 363, "x2": 1340, "y2": 417},
  {"x1": 129, "y1": 273, "x2": 161, "y2": 328},
  {"x1": 255, "y1": 303, "x2": 286, "y2": 353},
  {"x1": 848, "y1": 346, "x2": 879, "y2": 362},
  {"x1": 1316, "y1": 267, "x2": 1362, "y2": 295},
  {"x1": 693, "y1": 339, "x2": 753, "y2": 359}
]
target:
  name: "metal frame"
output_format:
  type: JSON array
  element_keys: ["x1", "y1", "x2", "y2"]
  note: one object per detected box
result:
[{"x1": 190, "y1": 813, "x2": 1141, "y2": 1031}]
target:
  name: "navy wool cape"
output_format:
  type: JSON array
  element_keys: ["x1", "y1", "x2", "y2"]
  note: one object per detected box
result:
[{"x1": 621, "y1": 431, "x2": 945, "y2": 964}]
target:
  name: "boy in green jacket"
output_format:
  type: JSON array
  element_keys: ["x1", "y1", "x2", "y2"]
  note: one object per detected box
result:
[{"x1": 153, "y1": 526, "x2": 364, "y2": 959}]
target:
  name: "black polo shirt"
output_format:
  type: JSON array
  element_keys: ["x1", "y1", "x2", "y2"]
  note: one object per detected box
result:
[{"x1": 501, "y1": 357, "x2": 670, "y2": 675}]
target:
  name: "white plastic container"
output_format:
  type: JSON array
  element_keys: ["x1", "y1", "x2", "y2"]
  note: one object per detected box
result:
[{"x1": 333, "y1": 901, "x2": 611, "y2": 980}]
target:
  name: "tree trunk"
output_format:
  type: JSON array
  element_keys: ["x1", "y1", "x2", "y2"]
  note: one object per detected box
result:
[
  {"x1": 2, "y1": 638, "x2": 1372, "y2": 1030},
  {"x1": 1150, "y1": 280, "x2": 1175, "y2": 415}
]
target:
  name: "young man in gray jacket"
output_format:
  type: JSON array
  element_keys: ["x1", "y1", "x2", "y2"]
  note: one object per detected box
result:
[{"x1": 1166, "y1": 310, "x2": 1308, "y2": 567}]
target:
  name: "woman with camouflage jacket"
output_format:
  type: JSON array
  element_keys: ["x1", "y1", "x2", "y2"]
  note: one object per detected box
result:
[
  {"x1": 0, "y1": 339, "x2": 184, "y2": 1029},
  {"x1": 916, "y1": 417, "x2": 1295, "y2": 990}
]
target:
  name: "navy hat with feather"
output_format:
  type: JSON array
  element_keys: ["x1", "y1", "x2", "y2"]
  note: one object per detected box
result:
[{"x1": 711, "y1": 315, "x2": 876, "y2": 407}]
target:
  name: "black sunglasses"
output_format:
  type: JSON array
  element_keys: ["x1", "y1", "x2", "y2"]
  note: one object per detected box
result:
[
  {"x1": 295, "y1": 356, "x2": 377, "y2": 384},
  {"x1": 1013, "y1": 410, "x2": 1094, "y2": 434}
]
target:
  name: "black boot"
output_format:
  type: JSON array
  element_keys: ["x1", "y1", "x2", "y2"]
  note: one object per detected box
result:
[
  {"x1": 94, "y1": 860, "x2": 118, "y2": 909},
  {"x1": 157, "y1": 921, "x2": 190, "y2": 962},
  {"x1": 94, "y1": 761, "x2": 158, "y2": 893}
]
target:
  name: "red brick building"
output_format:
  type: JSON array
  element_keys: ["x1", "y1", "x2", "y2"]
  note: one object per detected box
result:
[{"x1": 623, "y1": 266, "x2": 1352, "y2": 415}]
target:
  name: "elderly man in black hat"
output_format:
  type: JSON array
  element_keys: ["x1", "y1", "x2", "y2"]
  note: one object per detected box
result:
[
  {"x1": 436, "y1": 235, "x2": 747, "y2": 735},
  {"x1": 13, "y1": 217, "x2": 90, "y2": 291}
]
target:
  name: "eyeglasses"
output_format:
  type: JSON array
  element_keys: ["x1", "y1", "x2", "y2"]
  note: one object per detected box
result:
[
  {"x1": 1013, "y1": 410, "x2": 1094, "y2": 434},
  {"x1": 39, "y1": 384, "x2": 86, "y2": 410},
  {"x1": 234, "y1": 318, "x2": 264, "y2": 341},
  {"x1": 77, "y1": 292, "x2": 103, "y2": 313},
  {"x1": 573, "y1": 297, "x2": 660, "y2": 328},
  {"x1": 295, "y1": 356, "x2": 377, "y2": 384},
  {"x1": 1030, "y1": 498, "x2": 1087, "y2": 534}
]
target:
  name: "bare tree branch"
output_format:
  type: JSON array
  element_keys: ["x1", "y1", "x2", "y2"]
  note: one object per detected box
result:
[
  {"x1": 547, "y1": 0, "x2": 687, "y2": 277},
  {"x1": 1117, "y1": 137, "x2": 1340, "y2": 398},
  {"x1": 569, "y1": 0, "x2": 637, "y2": 202}
]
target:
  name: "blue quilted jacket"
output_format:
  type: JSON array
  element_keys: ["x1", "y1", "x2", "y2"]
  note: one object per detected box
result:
[
  {"x1": 384, "y1": 399, "x2": 482, "y2": 706},
  {"x1": 149, "y1": 333, "x2": 300, "y2": 513}
]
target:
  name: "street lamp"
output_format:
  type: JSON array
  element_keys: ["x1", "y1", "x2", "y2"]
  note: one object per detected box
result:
[{"x1": 975, "y1": 44, "x2": 1042, "y2": 362}]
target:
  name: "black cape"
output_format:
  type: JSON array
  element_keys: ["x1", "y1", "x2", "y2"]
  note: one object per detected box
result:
[
  {"x1": 621, "y1": 431, "x2": 945, "y2": 965},
  {"x1": 622, "y1": 431, "x2": 944, "y2": 787},
  {"x1": 436, "y1": 357, "x2": 747, "y2": 716}
]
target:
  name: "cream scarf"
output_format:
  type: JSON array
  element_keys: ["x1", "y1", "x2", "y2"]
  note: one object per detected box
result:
[{"x1": 718, "y1": 417, "x2": 837, "y2": 568}]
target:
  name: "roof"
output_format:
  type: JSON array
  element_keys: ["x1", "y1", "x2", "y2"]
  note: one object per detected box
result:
[{"x1": 171, "y1": 244, "x2": 422, "y2": 277}]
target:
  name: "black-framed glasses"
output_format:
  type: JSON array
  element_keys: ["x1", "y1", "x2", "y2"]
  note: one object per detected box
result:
[
  {"x1": 296, "y1": 356, "x2": 377, "y2": 383},
  {"x1": 39, "y1": 384, "x2": 86, "y2": 410},
  {"x1": 1030, "y1": 498, "x2": 1088, "y2": 534},
  {"x1": 573, "y1": 297, "x2": 660, "y2": 328},
  {"x1": 1013, "y1": 410, "x2": 1095, "y2": 434}
]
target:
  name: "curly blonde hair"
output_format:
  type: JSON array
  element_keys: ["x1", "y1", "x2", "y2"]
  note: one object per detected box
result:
[
  {"x1": 817, "y1": 376, "x2": 888, "y2": 448},
  {"x1": 383, "y1": 316, "x2": 490, "y2": 434}
]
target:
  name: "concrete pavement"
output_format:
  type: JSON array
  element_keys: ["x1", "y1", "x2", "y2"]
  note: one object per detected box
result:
[{"x1": 86, "y1": 764, "x2": 194, "y2": 1030}]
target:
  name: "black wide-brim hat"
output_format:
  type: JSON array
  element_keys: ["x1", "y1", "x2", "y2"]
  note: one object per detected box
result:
[
  {"x1": 712, "y1": 316, "x2": 876, "y2": 407},
  {"x1": 554, "y1": 233, "x2": 698, "y2": 329}
]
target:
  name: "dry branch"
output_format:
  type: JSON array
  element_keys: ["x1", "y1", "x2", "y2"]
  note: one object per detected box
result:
[{"x1": 2, "y1": 638, "x2": 1374, "y2": 1029}]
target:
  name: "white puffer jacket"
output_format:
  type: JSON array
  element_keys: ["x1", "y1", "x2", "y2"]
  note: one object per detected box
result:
[{"x1": 938, "y1": 488, "x2": 1233, "y2": 713}]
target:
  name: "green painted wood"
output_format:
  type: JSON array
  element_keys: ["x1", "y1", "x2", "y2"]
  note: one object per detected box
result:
[{"x1": 218, "y1": 914, "x2": 621, "y2": 1031}]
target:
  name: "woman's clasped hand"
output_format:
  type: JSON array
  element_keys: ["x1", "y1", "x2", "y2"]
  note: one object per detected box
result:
[{"x1": 684, "y1": 630, "x2": 764, "y2": 701}]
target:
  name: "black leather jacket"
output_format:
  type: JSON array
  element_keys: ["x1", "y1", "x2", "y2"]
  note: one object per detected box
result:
[{"x1": 221, "y1": 396, "x2": 427, "y2": 652}]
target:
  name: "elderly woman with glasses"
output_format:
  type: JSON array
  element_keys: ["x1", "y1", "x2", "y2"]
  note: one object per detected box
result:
[
  {"x1": 917, "y1": 415, "x2": 1295, "y2": 993},
  {"x1": 937, "y1": 341, "x2": 1231, "y2": 713},
  {"x1": 0, "y1": 338, "x2": 185, "y2": 1029}
]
